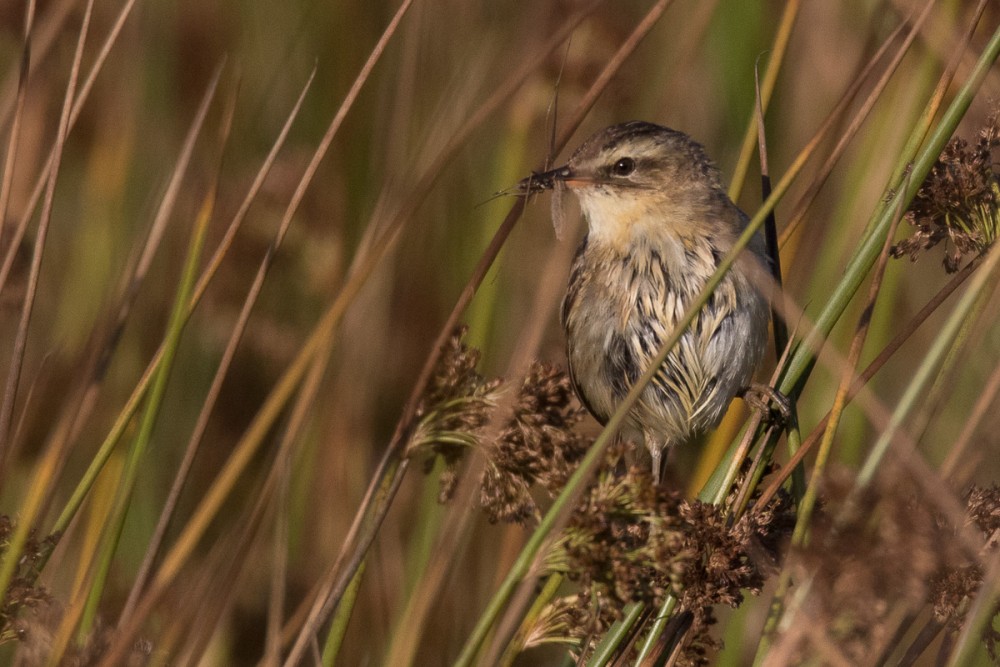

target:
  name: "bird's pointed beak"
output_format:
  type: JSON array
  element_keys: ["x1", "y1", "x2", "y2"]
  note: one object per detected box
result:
[{"x1": 516, "y1": 164, "x2": 577, "y2": 195}]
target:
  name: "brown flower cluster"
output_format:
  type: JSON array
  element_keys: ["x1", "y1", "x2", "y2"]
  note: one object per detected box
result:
[
  {"x1": 928, "y1": 484, "x2": 1000, "y2": 652},
  {"x1": 413, "y1": 328, "x2": 799, "y2": 664},
  {"x1": 412, "y1": 328, "x2": 589, "y2": 519},
  {"x1": 410, "y1": 326, "x2": 503, "y2": 501},
  {"x1": 892, "y1": 109, "x2": 1000, "y2": 272},
  {"x1": 479, "y1": 361, "x2": 590, "y2": 524},
  {"x1": 543, "y1": 459, "x2": 794, "y2": 664},
  {"x1": 0, "y1": 516, "x2": 57, "y2": 647},
  {"x1": 780, "y1": 467, "x2": 1000, "y2": 663}
]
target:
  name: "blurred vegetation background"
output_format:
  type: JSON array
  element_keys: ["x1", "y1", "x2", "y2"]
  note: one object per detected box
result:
[{"x1": 1, "y1": 0, "x2": 999, "y2": 664}]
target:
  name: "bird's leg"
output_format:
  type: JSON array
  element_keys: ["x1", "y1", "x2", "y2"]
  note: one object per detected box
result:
[
  {"x1": 651, "y1": 448, "x2": 662, "y2": 486},
  {"x1": 645, "y1": 429, "x2": 665, "y2": 486},
  {"x1": 739, "y1": 383, "x2": 792, "y2": 426}
]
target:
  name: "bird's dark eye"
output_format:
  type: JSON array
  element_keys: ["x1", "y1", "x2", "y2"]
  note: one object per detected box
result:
[{"x1": 611, "y1": 157, "x2": 635, "y2": 176}]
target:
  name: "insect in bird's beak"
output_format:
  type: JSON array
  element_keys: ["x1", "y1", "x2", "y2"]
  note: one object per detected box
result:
[
  {"x1": 516, "y1": 165, "x2": 580, "y2": 240},
  {"x1": 516, "y1": 165, "x2": 574, "y2": 195}
]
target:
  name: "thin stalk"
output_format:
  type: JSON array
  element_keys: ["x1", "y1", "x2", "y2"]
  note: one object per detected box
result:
[
  {"x1": 78, "y1": 106, "x2": 222, "y2": 642},
  {"x1": 754, "y1": 257, "x2": 978, "y2": 506},
  {"x1": 907, "y1": 281, "x2": 993, "y2": 449},
  {"x1": 631, "y1": 596, "x2": 679, "y2": 665},
  {"x1": 724, "y1": 364, "x2": 799, "y2": 526},
  {"x1": 698, "y1": 328, "x2": 795, "y2": 507},
  {"x1": 754, "y1": 174, "x2": 906, "y2": 663},
  {"x1": 0, "y1": 0, "x2": 75, "y2": 128},
  {"x1": 778, "y1": 4, "x2": 1000, "y2": 400},
  {"x1": 798, "y1": 181, "x2": 906, "y2": 535},
  {"x1": 727, "y1": 0, "x2": 800, "y2": 203},
  {"x1": 777, "y1": 0, "x2": 937, "y2": 249},
  {"x1": 264, "y1": 455, "x2": 292, "y2": 666},
  {"x1": 117, "y1": 65, "x2": 316, "y2": 625},
  {"x1": 380, "y1": 466, "x2": 451, "y2": 667},
  {"x1": 868, "y1": 0, "x2": 986, "y2": 238},
  {"x1": 588, "y1": 603, "x2": 646, "y2": 666},
  {"x1": 321, "y1": 561, "x2": 367, "y2": 667},
  {"x1": 754, "y1": 63, "x2": 787, "y2": 359},
  {"x1": 46, "y1": 62, "x2": 315, "y2": 555},
  {"x1": 45, "y1": 58, "x2": 222, "y2": 544},
  {"x1": 40, "y1": 451, "x2": 122, "y2": 666},
  {"x1": 0, "y1": 0, "x2": 139, "y2": 298},
  {"x1": 0, "y1": 0, "x2": 95, "y2": 605},
  {"x1": 941, "y1": 352, "x2": 1000, "y2": 478},
  {"x1": 55, "y1": 0, "x2": 408, "y2": 620},
  {"x1": 0, "y1": 0, "x2": 34, "y2": 255},
  {"x1": 857, "y1": 245, "x2": 1000, "y2": 486},
  {"x1": 105, "y1": 282, "x2": 336, "y2": 667},
  {"x1": 0, "y1": 0, "x2": 92, "y2": 465}
]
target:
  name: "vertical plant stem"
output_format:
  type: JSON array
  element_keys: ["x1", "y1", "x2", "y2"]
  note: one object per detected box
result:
[
  {"x1": 321, "y1": 561, "x2": 367, "y2": 666},
  {"x1": 587, "y1": 602, "x2": 646, "y2": 666},
  {"x1": 754, "y1": 176, "x2": 907, "y2": 662},
  {"x1": 0, "y1": 0, "x2": 34, "y2": 255},
  {"x1": 78, "y1": 147, "x2": 220, "y2": 643},
  {"x1": 0, "y1": 0, "x2": 92, "y2": 464},
  {"x1": 857, "y1": 245, "x2": 1000, "y2": 486},
  {"x1": 779, "y1": 4, "x2": 1000, "y2": 399},
  {"x1": 0, "y1": 0, "x2": 95, "y2": 608},
  {"x1": 118, "y1": 66, "x2": 316, "y2": 625},
  {"x1": 0, "y1": 0, "x2": 139, "y2": 299},
  {"x1": 727, "y1": 0, "x2": 800, "y2": 202},
  {"x1": 754, "y1": 258, "x2": 978, "y2": 507}
]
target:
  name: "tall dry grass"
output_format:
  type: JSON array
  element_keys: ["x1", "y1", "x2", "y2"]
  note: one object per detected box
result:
[{"x1": 1, "y1": 1, "x2": 1000, "y2": 665}]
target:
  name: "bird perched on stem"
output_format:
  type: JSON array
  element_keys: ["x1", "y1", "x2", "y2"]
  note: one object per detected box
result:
[{"x1": 519, "y1": 121, "x2": 772, "y2": 485}]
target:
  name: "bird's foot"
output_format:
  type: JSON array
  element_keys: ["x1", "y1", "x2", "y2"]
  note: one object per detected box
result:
[{"x1": 740, "y1": 383, "x2": 792, "y2": 427}]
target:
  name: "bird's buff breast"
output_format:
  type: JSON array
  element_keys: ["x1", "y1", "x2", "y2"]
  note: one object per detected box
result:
[{"x1": 562, "y1": 233, "x2": 768, "y2": 446}]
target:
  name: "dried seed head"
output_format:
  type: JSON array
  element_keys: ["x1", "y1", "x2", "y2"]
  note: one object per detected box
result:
[
  {"x1": 479, "y1": 361, "x2": 590, "y2": 524},
  {"x1": 0, "y1": 516, "x2": 60, "y2": 652},
  {"x1": 892, "y1": 109, "x2": 1000, "y2": 272},
  {"x1": 776, "y1": 467, "x2": 1000, "y2": 663},
  {"x1": 537, "y1": 460, "x2": 794, "y2": 664},
  {"x1": 410, "y1": 326, "x2": 503, "y2": 501}
]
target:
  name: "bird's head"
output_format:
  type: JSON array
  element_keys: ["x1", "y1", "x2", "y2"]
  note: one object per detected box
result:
[{"x1": 518, "y1": 121, "x2": 729, "y2": 242}]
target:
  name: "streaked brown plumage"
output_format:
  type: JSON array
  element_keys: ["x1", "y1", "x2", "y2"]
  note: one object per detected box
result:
[{"x1": 519, "y1": 121, "x2": 770, "y2": 484}]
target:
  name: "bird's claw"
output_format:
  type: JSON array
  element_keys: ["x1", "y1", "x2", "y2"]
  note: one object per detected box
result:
[{"x1": 740, "y1": 383, "x2": 792, "y2": 427}]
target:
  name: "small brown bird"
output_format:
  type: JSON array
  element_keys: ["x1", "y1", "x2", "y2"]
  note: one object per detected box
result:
[{"x1": 519, "y1": 121, "x2": 771, "y2": 484}]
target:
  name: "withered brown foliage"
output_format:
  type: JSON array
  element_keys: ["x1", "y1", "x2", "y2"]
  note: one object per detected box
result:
[
  {"x1": 0, "y1": 516, "x2": 57, "y2": 647},
  {"x1": 780, "y1": 468, "x2": 1000, "y2": 663},
  {"x1": 892, "y1": 109, "x2": 1000, "y2": 272},
  {"x1": 479, "y1": 361, "x2": 590, "y2": 524}
]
